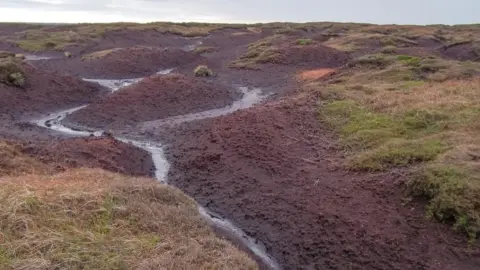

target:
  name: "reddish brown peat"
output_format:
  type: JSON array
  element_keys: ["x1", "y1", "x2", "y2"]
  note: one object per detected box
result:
[
  {"x1": 159, "y1": 95, "x2": 480, "y2": 270},
  {"x1": 30, "y1": 46, "x2": 205, "y2": 79},
  {"x1": 63, "y1": 73, "x2": 240, "y2": 129},
  {"x1": 0, "y1": 62, "x2": 106, "y2": 120},
  {"x1": 19, "y1": 136, "x2": 154, "y2": 177}
]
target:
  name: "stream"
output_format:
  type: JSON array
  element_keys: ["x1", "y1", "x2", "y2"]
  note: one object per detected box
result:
[{"x1": 32, "y1": 71, "x2": 280, "y2": 269}]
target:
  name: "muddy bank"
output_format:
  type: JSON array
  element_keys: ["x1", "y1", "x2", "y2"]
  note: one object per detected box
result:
[
  {"x1": 159, "y1": 95, "x2": 480, "y2": 269},
  {"x1": 440, "y1": 42, "x2": 480, "y2": 62},
  {"x1": 19, "y1": 136, "x2": 154, "y2": 177},
  {"x1": 65, "y1": 29, "x2": 197, "y2": 55},
  {"x1": 30, "y1": 47, "x2": 204, "y2": 79},
  {"x1": 63, "y1": 73, "x2": 240, "y2": 130},
  {"x1": 276, "y1": 44, "x2": 350, "y2": 67},
  {"x1": 0, "y1": 62, "x2": 106, "y2": 119}
]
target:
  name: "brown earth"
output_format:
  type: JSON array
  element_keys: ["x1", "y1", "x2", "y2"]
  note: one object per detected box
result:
[
  {"x1": 0, "y1": 62, "x2": 106, "y2": 119},
  {"x1": 1, "y1": 23, "x2": 480, "y2": 270},
  {"x1": 65, "y1": 29, "x2": 196, "y2": 55},
  {"x1": 276, "y1": 44, "x2": 350, "y2": 67},
  {"x1": 30, "y1": 46, "x2": 204, "y2": 79},
  {"x1": 63, "y1": 73, "x2": 240, "y2": 129},
  {"x1": 297, "y1": 68, "x2": 336, "y2": 82},
  {"x1": 18, "y1": 136, "x2": 154, "y2": 177},
  {"x1": 440, "y1": 42, "x2": 480, "y2": 62},
  {"x1": 158, "y1": 94, "x2": 480, "y2": 270}
]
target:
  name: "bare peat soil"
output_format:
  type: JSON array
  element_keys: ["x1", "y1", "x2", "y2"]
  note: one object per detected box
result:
[
  {"x1": 158, "y1": 95, "x2": 480, "y2": 270},
  {"x1": 439, "y1": 42, "x2": 480, "y2": 62},
  {"x1": 19, "y1": 136, "x2": 154, "y2": 177},
  {"x1": 30, "y1": 46, "x2": 204, "y2": 79},
  {"x1": 63, "y1": 73, "x2": 240, "y2": 130},
  {"x1": 0, "y1": 62, "x2": 106, "y2": 120}
]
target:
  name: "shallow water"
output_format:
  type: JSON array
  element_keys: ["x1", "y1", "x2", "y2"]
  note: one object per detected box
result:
[
  {"x1": 183, "y1": 40, "x2": 203, "y2": 51},
  {"x1": 83, "y1": 68, "x2": 175, "y2": 92},
  {"x1": 24, "y1": 55, "x2": 56, "y2": 61},
  {"x1": 141, "y1": 87, "x2": 269, "y2": 129},
  {"x1": 32, "y1": 72, "x2": 279, "y2": 270}
]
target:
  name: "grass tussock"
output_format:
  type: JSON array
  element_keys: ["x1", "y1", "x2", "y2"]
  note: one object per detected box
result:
[
  {"x1": 296, "y1": 38, "x2": 314, "y2": 46},
  {"x1": 0, "y1": 59, "x2": 26, "y2": 87},
  {"x1": 0, "y1": 141, "x2": 51, "y2": 177},
  {"x1": 194, "y1": 65, "x2": 214, "y2": 77},
  {"x1": 194, "y1": 46, "x2": 219, "y2": 54},
  {"x1": 0, "y1": 51, "x2": 15, "y2": 59},
  {"x1": 0, "y1": 169, "x2": 257, "y2": 270},
  {"x1": 9, "y1": 23, "x2": 227, "y2": 52},
  {"x1": 229, "y1": 35, "x2": 283, "y2": 69},
  {"x1": 315, "y1": 54, "x2": 480, "y2": 237},
  {"x1": 81, "y1": 48, "x2": 121, "y2": 61}
]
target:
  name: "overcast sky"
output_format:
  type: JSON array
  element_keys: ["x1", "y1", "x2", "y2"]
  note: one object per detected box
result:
[{"x1": 0, "y1": 0, "x2": 479, "y2": 25}]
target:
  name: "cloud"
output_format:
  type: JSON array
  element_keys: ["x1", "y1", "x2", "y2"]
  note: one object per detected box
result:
[{"x1": 0, "y1": 0, "x2": 479, "y2": 24}]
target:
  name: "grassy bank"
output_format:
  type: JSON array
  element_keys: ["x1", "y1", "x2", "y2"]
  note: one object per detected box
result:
[
  {"x1": 314, "y1": 53, "x2": 480, "y2": 238},
  {"x1": 0, "y1": 168, "x2": 257, "y2": 269}
]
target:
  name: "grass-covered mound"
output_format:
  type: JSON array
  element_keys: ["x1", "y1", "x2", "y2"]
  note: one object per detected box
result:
[
  {"x1": 314, "y1": 53, "x2": 480, "y2": 238},
  {"x1": 0, "y1": 168, "x2": 257, "y2": 269}
]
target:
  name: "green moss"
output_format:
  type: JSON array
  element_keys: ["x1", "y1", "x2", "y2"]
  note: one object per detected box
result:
[
  {"x1": 349, "y1": 138, "x2": 447, "y2": 170},
  {"x1": 296, "y1": 38, "x2": 314, "y2": 45},
  {"x1": 321, "y1": 101, "x2": 449, "y2": 170},
  {"x1": 0, "y1": 60, "x2": 26, "y2": 87},
  {"x1": 409, "y1": 165, "x2": 480, "y2": 239},
  {"x1": 402, "y1": 109, "x2": 449, "y2": 136},
  {"x1": 354, "y1": 54, "x2": 392, "y2": 67},
  {"x1": 397, "y1": 55, "x2": 422, "y2": 66}
]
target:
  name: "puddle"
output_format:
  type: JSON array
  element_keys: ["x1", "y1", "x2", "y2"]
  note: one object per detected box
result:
[
  {"x1": 83, "y1": 78, "x2": 142, "y2": 92},
  {"x1": 183, "y1": 40, "x2": 204, "y2": 51},
  {"x1": 24, "y1": 55, "x2": 56, "y2": 61},
  {"x1": 32, "y1": 77, "x2": 279, "y2": 270},
  {"x1": 199, "y1": 206, "x2": 281, "y2": 270},
  {"x1": 116, "y1": 138, "x2": 170, "y2": 182},
  {"x1": 34, "y1": 105, "x2": 98, "y2": 137},
  {"x1": 141, "y1": 87, "x2": 269, "y2": 129},
  {"x1": 82, "y1": 68, "x2": 175, "y2": 91}
]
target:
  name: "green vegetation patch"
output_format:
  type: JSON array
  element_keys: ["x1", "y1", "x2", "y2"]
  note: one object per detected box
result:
[
  {"x1": 194, "y1": 65, "x2": 214, "y2": 77},
  {"x1": 296, "y1": 38, "x2": 314, "y2": 46},
  {"x1": 409, "y1": 165, "x2": 480, "y2": 239},
  {"x1": 317, "y1": 52, "x2": 480, "y2": 238},
  {"x1": 229, "y1": 35, "x2": 283, "y2": 69},
  {"x1": 321, "y1": 100, "x2": 449, "y2": 170},
  {"x1": 0, "y1": 59, "x2": 26, "y2": 87},
  {"x1": 194, "y1": 46, "x2": 219, "y2": 54}
]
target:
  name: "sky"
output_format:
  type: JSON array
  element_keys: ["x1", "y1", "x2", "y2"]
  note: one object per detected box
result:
[{"x1": 0, "y1": 0, "x2": 479, "y2": 25}]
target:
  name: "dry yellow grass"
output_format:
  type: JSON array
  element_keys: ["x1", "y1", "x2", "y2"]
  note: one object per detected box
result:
[
  {"x1": 315, "y1": 53, "x2": 480, "y2": 237},
  {"x1": 323, "y1": 33, "x2": 384, "y2": 52},
  {"x1": 81, "y1": 48, "x2": 121, "y2": 61},
  {"x1": 0, "y1": 141, "x2": 51, "y2": 177},
  {"x1": 0, "y1": 169, "x2": 257, "y2": 269},
  {"x1": 364, "y1": 78, "x2": 480, "y2": 113}
]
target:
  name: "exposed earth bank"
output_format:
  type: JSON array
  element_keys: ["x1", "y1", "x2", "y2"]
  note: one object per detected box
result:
[
  {"x1": 19, "y1": 136, "x2": 155, "y2": 177},
  {"x1": 159, "y1": 94, "x2": 480, "y2": 270},
  {"x1": 63, "y1": 73, "x2": 240, "y2": 129},
  {"x1": 2, "y1": 23, "x2": 480, "y2": 269},
  {"x1": 0, "y1": 62, "x2": 106, "y2": 119},
  {"x1": 30, "y1": 46, "x2": 204, "y2": 79}
]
